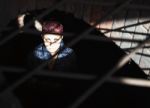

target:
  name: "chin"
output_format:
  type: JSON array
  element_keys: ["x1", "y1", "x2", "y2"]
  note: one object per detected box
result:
[
  {"x1": 49, "y1": 50, "x2": 57, "y2": 53},
  {"x1": 47, "y1": 48, "x2": 58, "y2": 53}
]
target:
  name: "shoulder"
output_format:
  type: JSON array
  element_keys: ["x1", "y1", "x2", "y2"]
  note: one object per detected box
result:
[
  {"x1": 58, "y1": 47, "x2": 74, "y2": 59},
  {"x1": 34, "y1": 44, "x2": 51, "y2": 60}
]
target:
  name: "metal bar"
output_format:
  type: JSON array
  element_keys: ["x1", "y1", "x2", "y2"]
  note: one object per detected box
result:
[
  {"x1": 69, "y1": 0, "x2": 150, "y2": 11},
  {"x1": 85, "y1": 34, "x2": 142, "y2": 43},
  {"x1": 1, "y1": 66, "x2": 150, "y2": 88},
  {"x1": 0, "y1": 0, "x2": 67, "y2": 95},
  {"x1": 23, "y1": 29, "x2": 76, "y2": 37},
  {"x1": 101, "y1": 28, "x2": 150, "y2": 36},
  {"x1": 0, "y1": 0, "x2": 132, "y2": 98},
  {"x1": 68, "y1": 0, "x2": 117, "y2": 6},
  {"x1": 104, "y1": 20, "x2": 150, "y2": 34},
  {"x1": 68, "y1": 32, "x2": 150, "y2": 108},
  {"x1": 0, "y1": 66, "x2": 96, "y2": 81},
  {"x1": 123, "y1": 46, "x2": 150, "y2": 51},
  {"x1": 0, "y1": 0, "x2": 67, "y2": 46},
  {"x1": 67, "y1": 0, "x2": 134, "y2": 108},
  {"x1": 108, "y1": 77, "x2": 150, "y2": 88},
  {"x1": 129, "y1": 4, "x2": 150, "y2": 11},
  {"x1": 23, "y1": 29, "x2": 143, "y2": 43},
  {"x1": 66, "y1": 0, "x2": 133, "y2": 48}
]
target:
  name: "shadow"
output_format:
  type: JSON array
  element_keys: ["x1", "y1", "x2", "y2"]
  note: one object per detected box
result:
[
  {"x1": 102, "y1": 28, "x2": 150, "y2": 37},
  {"x1": 104, "y1": 20, "x2": 150, "y2": 34},
  {"x1": 0, "y1": 9, "x2": 148, "y2": 108},
  {"x1": 124, "y1": 46, "x2": 150, "y2": 51}
]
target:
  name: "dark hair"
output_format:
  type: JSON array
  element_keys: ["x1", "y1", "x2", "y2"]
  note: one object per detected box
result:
[
  {"x1": 42, "y1": 21, "x2": 63, "y2": 35},
  {"x1": 24, "y1": 13, "x2": 34, "y2": 24}
]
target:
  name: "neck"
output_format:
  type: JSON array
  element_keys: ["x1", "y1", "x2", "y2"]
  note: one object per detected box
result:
[
  {"x1": 48, "y1": 47, "x2": 60, "y2": 57},
  {"x1": 50, "y1": 52, "x2": 57, "y2": 56}
]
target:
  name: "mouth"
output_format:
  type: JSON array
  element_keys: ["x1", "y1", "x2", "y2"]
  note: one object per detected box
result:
[{"x1": 45, "y1": 45, "x2": 60, "y2": 51}]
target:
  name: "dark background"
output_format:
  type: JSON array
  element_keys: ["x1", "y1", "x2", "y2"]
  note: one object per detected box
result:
[{"x1": 0, "y1": 1, "x2": 149, "y2": 108}]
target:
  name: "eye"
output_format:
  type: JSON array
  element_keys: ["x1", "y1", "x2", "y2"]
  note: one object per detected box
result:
[
  {"x1": 44, "y1": 38, "x2": 50, "y2": 42},
  {"x1": 54, "y1": 38, "x2": 59, "y2": 41},
  {"x1": 44, "y1": 39, "x2": 47, "y2": 41}
]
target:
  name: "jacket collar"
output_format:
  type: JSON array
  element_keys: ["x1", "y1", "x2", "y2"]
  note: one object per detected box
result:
[{"x1": 34, "y1": 41, "x2": 73, "y2": 60}]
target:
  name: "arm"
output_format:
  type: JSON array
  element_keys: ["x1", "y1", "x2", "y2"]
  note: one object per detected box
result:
[{"x1": 17, "y1": 13, "x2": 42, "y2": 32}]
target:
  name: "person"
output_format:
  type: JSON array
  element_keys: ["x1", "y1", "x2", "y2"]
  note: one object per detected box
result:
[{"x1": 17, "y1": 13, "x2": 77, "y2": 72}]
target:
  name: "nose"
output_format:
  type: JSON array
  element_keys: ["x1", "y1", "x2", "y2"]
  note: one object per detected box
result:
[{"x1": 51, "y1": 38, "x2": 56, "y2": 43}]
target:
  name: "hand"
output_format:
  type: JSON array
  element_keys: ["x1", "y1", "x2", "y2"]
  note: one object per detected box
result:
[{"x1": 17, "y1": 14, "x2": 26, "y2": 28}]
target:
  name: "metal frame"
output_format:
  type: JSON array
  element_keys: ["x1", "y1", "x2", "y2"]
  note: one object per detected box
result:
[{"x1": 0, "y1": 0, "x2": 150, "y2": 108}]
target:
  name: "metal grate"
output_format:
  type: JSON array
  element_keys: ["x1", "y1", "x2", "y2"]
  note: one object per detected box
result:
[{"x1": 0, "y1": 0, "x2": 150, "y2": 108}]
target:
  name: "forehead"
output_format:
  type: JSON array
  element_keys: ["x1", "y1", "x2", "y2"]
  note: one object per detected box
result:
[{"x1": 43, "y1": 34, "x2": 61, "y2": 39}]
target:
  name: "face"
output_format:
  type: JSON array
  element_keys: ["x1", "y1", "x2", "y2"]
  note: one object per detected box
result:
[{"x1": 43, "y1": 34, "x2": 63, "y2": 54}]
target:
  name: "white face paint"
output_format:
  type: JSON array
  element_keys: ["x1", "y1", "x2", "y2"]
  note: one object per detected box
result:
[{"x1": 43, "y1": 34, "x2": 63, "y2": 55}]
